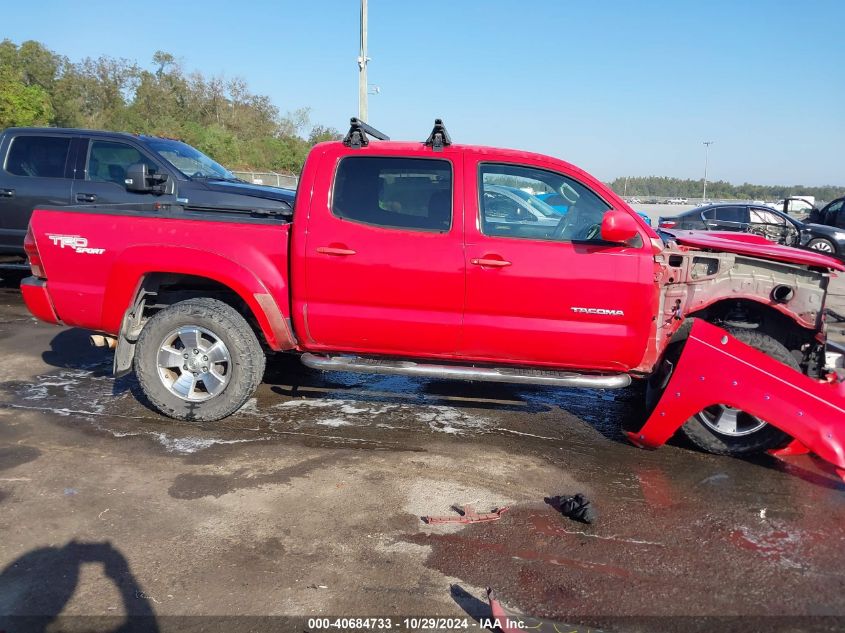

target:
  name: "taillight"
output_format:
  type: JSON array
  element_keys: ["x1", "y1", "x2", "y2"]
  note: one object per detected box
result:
[
  {"x1": 659, "y1": 220, "x2": 677, "y2": 229},
  {"x1": 23, "y1": 226, "x2": 45, "y2": 278}
]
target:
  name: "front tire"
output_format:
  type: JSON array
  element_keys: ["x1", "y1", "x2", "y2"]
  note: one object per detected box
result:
[
  {"x1": 807, "y1": 238, "x2": 836, "y2": 255},
  {"x1": 647, "y1": 324, "x2": 795, "y2": 456},
  {"x1": 134, "y1": 298, "x2": 266, "y2": 421},
  {"x1": 681, "y1": 328, "x2": 795, "y2": 455}
]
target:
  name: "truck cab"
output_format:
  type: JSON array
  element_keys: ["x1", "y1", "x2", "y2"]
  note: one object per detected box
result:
[{"x1": 290, "y1": 138, "x2": 656, "y2": 372}]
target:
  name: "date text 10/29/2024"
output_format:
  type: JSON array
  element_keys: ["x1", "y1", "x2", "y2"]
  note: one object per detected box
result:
[{"x1": 307, "y1": 617, "x2": 529, "y2": 631}]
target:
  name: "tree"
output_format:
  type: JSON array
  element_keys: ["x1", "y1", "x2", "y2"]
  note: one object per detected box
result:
[{"x1": 0, "y1": 70, "x2": 52, "y2": 127}]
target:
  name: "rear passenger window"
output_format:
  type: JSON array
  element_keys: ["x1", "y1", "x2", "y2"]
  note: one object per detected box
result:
[
  {"x1": 332, "y1": 157, "x2": 452, "y2": 232},
  {"x1": 714, "y1": 206, "x2": 747, "y2": 223},
  {"x1": 5, "y1": 136, "x2": 71, "y2": 178}
]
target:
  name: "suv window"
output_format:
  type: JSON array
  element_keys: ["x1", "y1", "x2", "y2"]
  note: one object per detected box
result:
[
  {"x1": 479, "y1": 163, "x2": 611, "y2": 242},
  {"x1": 822, "y1": 200, "x2": 844, "y2": 226},
  {"x1": 5, "y1": 136, "x2": 71, "y2": 178},
  {"x1": 87, "y1": 140, "x2": 156, "y2": 186},
  {"x1": 332, "y1": 157, "x2": 452, "y2": 232}
]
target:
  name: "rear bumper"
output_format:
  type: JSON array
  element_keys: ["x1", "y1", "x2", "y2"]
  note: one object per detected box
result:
[{"x1": 20, "y1": 276, "x2": 60, "y2": 325}]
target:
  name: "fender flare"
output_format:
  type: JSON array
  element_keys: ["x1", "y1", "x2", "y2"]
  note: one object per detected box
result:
[{"x1": 102, "y1": 245, "x2": 295, "y2": 351}]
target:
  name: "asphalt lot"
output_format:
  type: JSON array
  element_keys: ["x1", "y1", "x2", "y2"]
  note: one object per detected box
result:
[{"x1": 1, "y1": 273, "x2": 844, "y2": 632}]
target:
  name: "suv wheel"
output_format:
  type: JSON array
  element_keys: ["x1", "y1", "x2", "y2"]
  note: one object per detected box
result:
[{"x1": 134, "y1": 298, "x2": 265, "y2": 421}]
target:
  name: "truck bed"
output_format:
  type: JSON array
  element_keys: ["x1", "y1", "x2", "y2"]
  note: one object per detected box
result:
[{"x1": 28, "y1": 207, "x2": 292, "y2": 340}]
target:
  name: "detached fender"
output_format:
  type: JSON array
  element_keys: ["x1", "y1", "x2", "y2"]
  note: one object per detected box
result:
[
  {"x1": 627, "y1": 319, "x2": 845, "y2": 475},
  {"x1": 102, "y1": 245, "x2": 295, "y2": 351}
]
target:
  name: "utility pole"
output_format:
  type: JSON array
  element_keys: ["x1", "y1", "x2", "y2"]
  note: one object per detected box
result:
[
  {"x1": 358, "y1": 0, "x2": 369, "y2": 122},
  {"x1": 702, "y1": 141, "x2": 714, "y2": 202}
]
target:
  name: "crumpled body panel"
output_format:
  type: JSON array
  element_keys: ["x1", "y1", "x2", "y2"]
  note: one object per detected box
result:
[{"x1": 627, "y1": 319, "x2": 845, "y2": 476}]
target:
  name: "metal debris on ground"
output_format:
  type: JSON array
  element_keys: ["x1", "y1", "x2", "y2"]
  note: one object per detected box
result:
[
  {"x1": 545, "y1": 493, "x2": 596, "y2": 524},
  {"x1": 422, "y1": 504, "x2": 508, "y2": 525}
]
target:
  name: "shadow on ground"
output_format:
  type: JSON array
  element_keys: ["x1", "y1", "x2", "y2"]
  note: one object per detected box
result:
[{"x1": 0, "y1": 541, "x2": 158, "y2": 633}]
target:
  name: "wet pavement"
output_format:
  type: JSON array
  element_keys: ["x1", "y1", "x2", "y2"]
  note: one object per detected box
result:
[{"x1": 0, "y1": 273, "x2": 844, "y2": 632}]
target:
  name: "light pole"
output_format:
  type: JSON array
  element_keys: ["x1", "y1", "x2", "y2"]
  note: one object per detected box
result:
[
  {"x1": 702, "y1": 141, "x2": 714, "y2": 202},
  {"x1": 358, "y1": 0, "x2": 369, "y2": 122}
]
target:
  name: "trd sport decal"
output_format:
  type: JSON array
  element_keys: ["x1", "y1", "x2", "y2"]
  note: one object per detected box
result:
[{"x1": 47, "y1": 234, "x2": 105, "y2": 255}]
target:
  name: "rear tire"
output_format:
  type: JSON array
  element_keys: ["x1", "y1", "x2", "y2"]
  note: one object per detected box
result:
[
  {"x1": 134, "y1": 298, "x2": 265, "y2": 422},
  {"x1": 647, "y1": 324, "x2": 795, "y2": 456}
]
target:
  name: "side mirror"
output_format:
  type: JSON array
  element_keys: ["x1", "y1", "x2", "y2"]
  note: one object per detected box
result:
[
  {"x1": 125, "y1": 163, "x2": 169, "y2": 194},
  {"x1": 125, "y1": 163, "x2": 151, "y2": 192},
  {"x1": 601, "y1": 210, "x2": 640, "y2": 243}
]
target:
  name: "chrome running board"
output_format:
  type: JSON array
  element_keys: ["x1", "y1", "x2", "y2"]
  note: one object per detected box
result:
[{"x1": 300, "y1": 353, "x2": 631, "y2": 389}]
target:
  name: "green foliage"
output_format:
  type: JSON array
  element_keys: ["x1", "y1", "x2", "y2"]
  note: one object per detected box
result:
[
  {"x1": 0, "y1": 71, "x2": 53, "y2": 127},
  {"x1": 0, "y1": 40, "x2": 341, "y2": 174},
  {"x1": 609, "y1": 176, "x2": 845, "y2": 202}
]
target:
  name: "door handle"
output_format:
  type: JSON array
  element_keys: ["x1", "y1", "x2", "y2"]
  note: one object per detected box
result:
[
  {"x1": 317, "y1": 246, "x2": 356, "y2": 256},
  {"x1": 471, "y1": 258, "x2": 512, "y2": 268},
  {"x1": 0, "y1": 188, "x2": 14, "y2": 198},
  {"x1": 76, "y1": 193, "x2": 97, "y2": 203}
]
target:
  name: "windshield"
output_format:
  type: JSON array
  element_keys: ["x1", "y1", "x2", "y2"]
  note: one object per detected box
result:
[{"x1": 145, "y1": 138, "x2": 235, "y2": 180}]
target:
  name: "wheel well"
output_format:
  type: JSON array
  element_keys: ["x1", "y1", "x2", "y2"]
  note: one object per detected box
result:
[
  {"x1": 689, "y1": 299, "x2": 814, "y2": 351},
  {"x1": 131, "y1": 273, "x2": 268, "y2": 347},
  {"x1": 113, "y1": 273, "x2": 273, "y2": 377}
]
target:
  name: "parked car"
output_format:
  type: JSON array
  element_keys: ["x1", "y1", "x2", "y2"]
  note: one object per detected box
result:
[
  {"x1": 0, "y1": 127, "x2": 295, "y2": 261},
  {"x1": 801, "y1": 196, "x2": 845, "y2": 255},
  {"x1": 19, "y1": 118, "x2": 845, "y2": 462},
  {"x1": 634, "y1": 211, "x2": 652, "y2": 226},
  {"x1": 482, "y1": 185, "x2": 560, "y2": 227},
  {"x1": 666, "y1": 197, "x2": 689, "y2": 205},
  {"x1": 806, "y1": 196, "x2": 845, "y2": 225},
  {"x1": 658, "y1": 202, "x2": 845, "y2": 255}
]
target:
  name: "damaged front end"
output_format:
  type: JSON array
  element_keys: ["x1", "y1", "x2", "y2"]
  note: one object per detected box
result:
[
  {"x1": 628, "y1": 319, "x2": 845, "y2": 479},
  {"x1": 629, "y1": 232, "x2": 845, "y2": 477}
]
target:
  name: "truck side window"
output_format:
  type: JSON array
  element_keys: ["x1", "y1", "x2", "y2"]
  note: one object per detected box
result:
[
  {"x1": 332, "y1": 156, "x2": 452, "y2": 232},
  {"x1": 5, "y1": 136, "x2": 71, "y2": 178},
  {"x1": 87, "y1": 140, "x2": 156, "y2": 186},
  {"x1": 479, "y1": 163, "x2": 610, "y2": 242}
]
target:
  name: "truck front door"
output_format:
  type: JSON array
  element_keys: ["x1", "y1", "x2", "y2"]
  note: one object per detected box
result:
[
  {"x1": 299, "y1": 150, "x2": 465, "y2": 357},
  {"x1": 461, "y1": 159, "x2": 655, "y2": 371},
  {"x1": 71, "y1": 138, "x2": 173, "y2": 209}
]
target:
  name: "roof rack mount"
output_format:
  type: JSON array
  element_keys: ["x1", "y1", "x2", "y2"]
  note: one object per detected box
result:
[
  {"x1": 342, "y1": 117, "x2": 390, "y2": 149},
  {"x1": 424, "y1": 118, "x2": 452, "y2": 152}
]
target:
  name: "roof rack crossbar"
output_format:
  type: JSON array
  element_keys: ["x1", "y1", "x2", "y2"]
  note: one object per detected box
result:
[
  {"x1": 424, "y1": 118, "x2": 452, "y2": 152},
  {"x1": 342, "y1": 117, "x2": 390, "y2": 149}
]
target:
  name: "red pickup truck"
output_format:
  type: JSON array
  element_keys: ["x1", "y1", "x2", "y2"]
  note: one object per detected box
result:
[{"x1": 19, "y1": 119, "x2": 845, "y2": 469}]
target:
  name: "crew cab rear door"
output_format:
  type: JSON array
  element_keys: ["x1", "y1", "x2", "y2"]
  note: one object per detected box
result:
[
  {"x1": 296, "y1": 145, "x2": 465, "y2": 357},
  {"x1": 0, "y1": 133, "x2": 75, "y2": 253},
  {"x1": 461, "y1": 156, "x2": 655, "y2": 371}
]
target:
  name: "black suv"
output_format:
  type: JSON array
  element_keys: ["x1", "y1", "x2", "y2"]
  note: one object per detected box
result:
[{"x1": 0, "y1": 128, "x2": 295, "y2": 259}]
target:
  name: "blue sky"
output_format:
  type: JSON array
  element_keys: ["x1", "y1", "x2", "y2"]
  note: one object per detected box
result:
[{"x1": 4, "y1": 0, "x2": 843, "y2": 185}]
